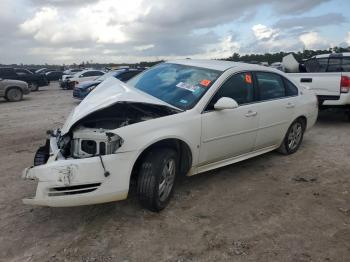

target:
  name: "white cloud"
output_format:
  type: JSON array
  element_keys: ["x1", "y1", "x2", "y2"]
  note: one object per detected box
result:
[
  {"x1": 299, "y1": 32, "x2": 329, "y2": 49},
  {"x1": 0, "y1": 0, "x2": 343, "y2": 64},
  {"x1": 202, "y1": 35, "x2": 240, "y2": 59},
  {"x1": 346, "y1": 32, "x2": 350, "y2": 46},
  {"x1": 134, "y1": 44, "x2": 155, "y2": 51},
  {"x1": 252, "y1": 24, "x2": 279, "y2": 40},
  {"x1": 20, "y1": 0, "x2": 148, "y2": 45}
]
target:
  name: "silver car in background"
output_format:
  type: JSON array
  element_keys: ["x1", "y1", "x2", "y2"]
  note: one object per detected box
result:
[{"x1": 0, "y1": 78, "x2": 30, "y2": 102}]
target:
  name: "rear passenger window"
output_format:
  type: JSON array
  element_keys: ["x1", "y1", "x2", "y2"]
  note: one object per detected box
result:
[
  {"x1": 207, "y1": 72, "x2": 254, "y2": 110},
  {"x1": 256, "y1": 72, "x2": 285, "y2": 100},
  {"x1": 93, "y1": 71, "x2": 104, "y2": 76},
  {"x1": 327, "y1": 58, "x2": 342, "y2": 72},
  {"x1": 342, "y1": 57, "x2": 350, "y2": 72},
  {"x1": 316, "y1": 58, "x2": 328, "y2": 72}
]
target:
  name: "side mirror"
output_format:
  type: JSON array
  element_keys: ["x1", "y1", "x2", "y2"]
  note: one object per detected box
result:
[{"x1": 214, "y1": 97, "x2": 239, "y2": 110}]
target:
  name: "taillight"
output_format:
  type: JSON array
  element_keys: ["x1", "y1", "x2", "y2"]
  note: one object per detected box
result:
[{"x1": 340, "y1": 76, "x2": 350, "y2": 93}]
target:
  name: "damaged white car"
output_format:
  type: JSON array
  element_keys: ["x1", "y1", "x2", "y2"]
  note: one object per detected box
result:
[{"x1": 22, "y1": 60, "x2": 318, "y2": 211}]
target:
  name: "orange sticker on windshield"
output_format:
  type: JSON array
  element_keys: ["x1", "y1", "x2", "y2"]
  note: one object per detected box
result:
[
  {"x1": 245, "y1": 73, "x2": 252, "y2": 84},
  {"x1": 200, "y1": 79, "x2": 212, "y2": 87}
]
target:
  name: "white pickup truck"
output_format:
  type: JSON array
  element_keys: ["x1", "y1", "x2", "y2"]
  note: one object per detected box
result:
[{"x1": 283, "y1": 53, "x2": 350, "y2": 119}]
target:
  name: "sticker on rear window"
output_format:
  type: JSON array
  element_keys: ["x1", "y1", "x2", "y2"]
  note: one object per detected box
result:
[
  {"x1": 176, "y1": 82, "x2": 200, "y2": 92},
  {"x1": 200, "y1": 79, "x2": 212, "y2": 87}
]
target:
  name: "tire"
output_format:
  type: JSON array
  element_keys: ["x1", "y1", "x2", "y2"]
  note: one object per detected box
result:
[
  {"x1": 345, "y1": 110, "x2": 350, "y2": 122},
  {"x1": 277, "y1": 118, "x2": 305, "y2": 155},
  {"x1": 29, "y1": 82, "x2": 39, "y2": 91},
  {"x1": 5, "y1": 88, "x2": 23, "y2": 102},
  {"x1": 34, "y1": 144, "x2": 50, "y2": 166},
  {"x1": 137, "y1": 148, "x2": 178, "y2": 212}
]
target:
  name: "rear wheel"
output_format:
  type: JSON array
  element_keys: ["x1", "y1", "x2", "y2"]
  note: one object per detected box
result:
[
  {"x1": 277, "y1": 119, "x2": 305, "y2": 155},
  {"x1": 5, "y1": 88, "x2": 23, "y2": 102},
  {"x1": 29, "y1": 82, "x2": 39, "y2": 91},
  {"x1": 137, "y1": 148, "x2": 178, "y2": 212}
]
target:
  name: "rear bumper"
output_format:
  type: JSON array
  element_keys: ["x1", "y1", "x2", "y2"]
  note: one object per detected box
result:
[
  {"x1": 322, "y1": 93, "x2": 350, "y2": 107},
  {"x1": 22, "y1": 137, "x2": 137, "y2": 207}
]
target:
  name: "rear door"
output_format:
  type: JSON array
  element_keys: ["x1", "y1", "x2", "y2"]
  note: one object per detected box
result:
[{"x1": 253, "y1": 71, "x2": 298, "y2": 149}]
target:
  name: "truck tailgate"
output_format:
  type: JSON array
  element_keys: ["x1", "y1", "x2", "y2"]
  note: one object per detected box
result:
[{"x1": 287, "y1": 73, "x2": 341, "y2": 97}]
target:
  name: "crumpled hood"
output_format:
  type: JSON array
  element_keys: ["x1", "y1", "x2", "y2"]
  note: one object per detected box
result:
[{"x1": 61, "y1": 77, "x2": 177, "y2": 134}]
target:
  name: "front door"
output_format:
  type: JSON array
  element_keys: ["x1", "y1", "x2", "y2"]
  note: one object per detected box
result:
[{"x1": 199, "y1": 72, "x2": 259, "y2": 165}]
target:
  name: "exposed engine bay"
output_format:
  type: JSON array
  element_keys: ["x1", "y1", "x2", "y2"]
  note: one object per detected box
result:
[{"x1": 54, "y1": 102, "x2": 180, "y2": 159}]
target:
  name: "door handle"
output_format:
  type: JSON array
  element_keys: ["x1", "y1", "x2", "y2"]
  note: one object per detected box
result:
[
  {"x1": 245, "y1": 110, "x2": 257, "y2": 117},
  {"x1": 286, "y1": 102, "x2": 295, "y2": 109},
  {"x1": 301, "y1": 78, "x2": 312, "y2": 83}
]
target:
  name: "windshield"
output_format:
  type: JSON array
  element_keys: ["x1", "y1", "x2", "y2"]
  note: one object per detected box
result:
[
  {"x1": 96, "y1": 70, "x2": 120, "y2": 81},
  {"x1": 127, "y1": 63, "x2": 221, "y2": 110}
]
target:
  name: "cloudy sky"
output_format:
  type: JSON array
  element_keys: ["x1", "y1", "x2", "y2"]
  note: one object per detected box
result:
[{"x1": 1, "y1": 0, "x2": 350, "y2": 64}]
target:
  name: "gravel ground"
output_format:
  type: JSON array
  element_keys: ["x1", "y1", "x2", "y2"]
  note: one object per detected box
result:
[{"x1": 0, "y1": 83, "x2": 349, "y2": 262}]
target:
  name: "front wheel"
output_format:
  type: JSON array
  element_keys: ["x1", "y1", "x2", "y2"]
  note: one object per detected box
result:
[
  {"x1": 137, "y1": 148, "x2": 178, "y2": 212},
  {"x1": 277, "y1": 119, "x2": 305, "y2": 155},
  {"x1": 5, "y1": 88, "x2": 23, "y2": 102}
]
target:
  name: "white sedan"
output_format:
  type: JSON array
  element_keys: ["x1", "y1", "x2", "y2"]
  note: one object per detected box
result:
[
  {"x1": 22, "y1": 60, "x2": 318, "y2": 211},
  {"x1": 67, "y1": 69, "x2": 105, "y2": 88}
]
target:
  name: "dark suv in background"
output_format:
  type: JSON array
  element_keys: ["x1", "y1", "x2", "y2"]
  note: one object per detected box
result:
[{"x1": 0, "y1": 67, "x2": 49, "y2": 91}]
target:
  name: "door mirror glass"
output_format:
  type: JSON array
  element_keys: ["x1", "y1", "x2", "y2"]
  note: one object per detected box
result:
[{"x1": 214, "y1": 97, "x2": 239, "y2": 110}]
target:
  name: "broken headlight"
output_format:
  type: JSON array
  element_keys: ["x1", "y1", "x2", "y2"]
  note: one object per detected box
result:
[{"x1": 71, "y1": 128, "x2": 123, "y2": 158}]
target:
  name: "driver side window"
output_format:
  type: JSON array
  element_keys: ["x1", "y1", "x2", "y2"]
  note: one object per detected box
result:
[{"x1": 206, "y1": 72, "x2": 254, "y2": 110}]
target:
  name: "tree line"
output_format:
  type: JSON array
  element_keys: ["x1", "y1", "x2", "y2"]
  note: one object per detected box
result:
[{"x1": 223, "y1": 46, "x2": 350, "y2": 64}]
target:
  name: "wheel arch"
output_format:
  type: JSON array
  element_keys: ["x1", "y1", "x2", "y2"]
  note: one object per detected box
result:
[
  {"x1": 294, "y1": 115, "x2": 307, "y2": 128},
  {"x1": 130, "y1": 138, "x2": 193, "y2": 187},
  {"x1": 5, "y1": 86, "x2": 22, "y2": 96}
]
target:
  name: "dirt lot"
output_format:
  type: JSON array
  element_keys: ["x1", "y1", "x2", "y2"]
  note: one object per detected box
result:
[{"x1": 0, "y1": 83, "x2": 349, "y2": 262}]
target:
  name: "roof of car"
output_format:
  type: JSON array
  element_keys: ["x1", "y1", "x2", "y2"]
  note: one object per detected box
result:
[
  {"x1": 166, "y1": 59, "x2": 274, "y2": 72},
  {"x1": 314, "y1": 52, "x2": 350, "y2": 59}
]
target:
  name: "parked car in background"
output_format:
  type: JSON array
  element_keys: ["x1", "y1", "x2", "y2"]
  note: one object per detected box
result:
[
  {"x1": 35, "y1": 68, "x2": 55, "y2": 74},
  {"x1": 45, "y1": 71, "x2": 63, "y2": 81},
  {"x1": 283, "y1": 53, "x2": 350, "y2": 119},
  {"x1": 73, "y1": 68, "x2": 145, "y2": 100},
  {"x1": 0, "y1": 78, "x2": 30, "y2": 102},
  {"x1": 62, "y1": 68, "x2": 83, "y2": 75},
  {"x1": 60, "y1": 69, "x2": 83, "y2": 88},
  {"x1": 23, "y1": 60, "x2": 318, "y2": 211},
  {"x1": 0, "y1": 67, "x2": 49, "y2": 91},
  {"x1": 63, "y1": 70, "x2": 105, "y2": 90}
]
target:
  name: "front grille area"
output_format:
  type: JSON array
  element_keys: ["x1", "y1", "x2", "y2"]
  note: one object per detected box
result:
[{"x1": 48, "y1": 183, "x2": 101, "y2": 197}]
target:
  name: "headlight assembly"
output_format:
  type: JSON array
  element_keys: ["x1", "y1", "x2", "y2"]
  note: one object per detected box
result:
[{"x1": 72, "y1": 128, "x2": 123, "y2": 158}]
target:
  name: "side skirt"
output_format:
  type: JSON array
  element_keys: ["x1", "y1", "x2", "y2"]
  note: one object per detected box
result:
[{"x1": 190, "y1": 145, "x2": 278, "y2": 176}]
